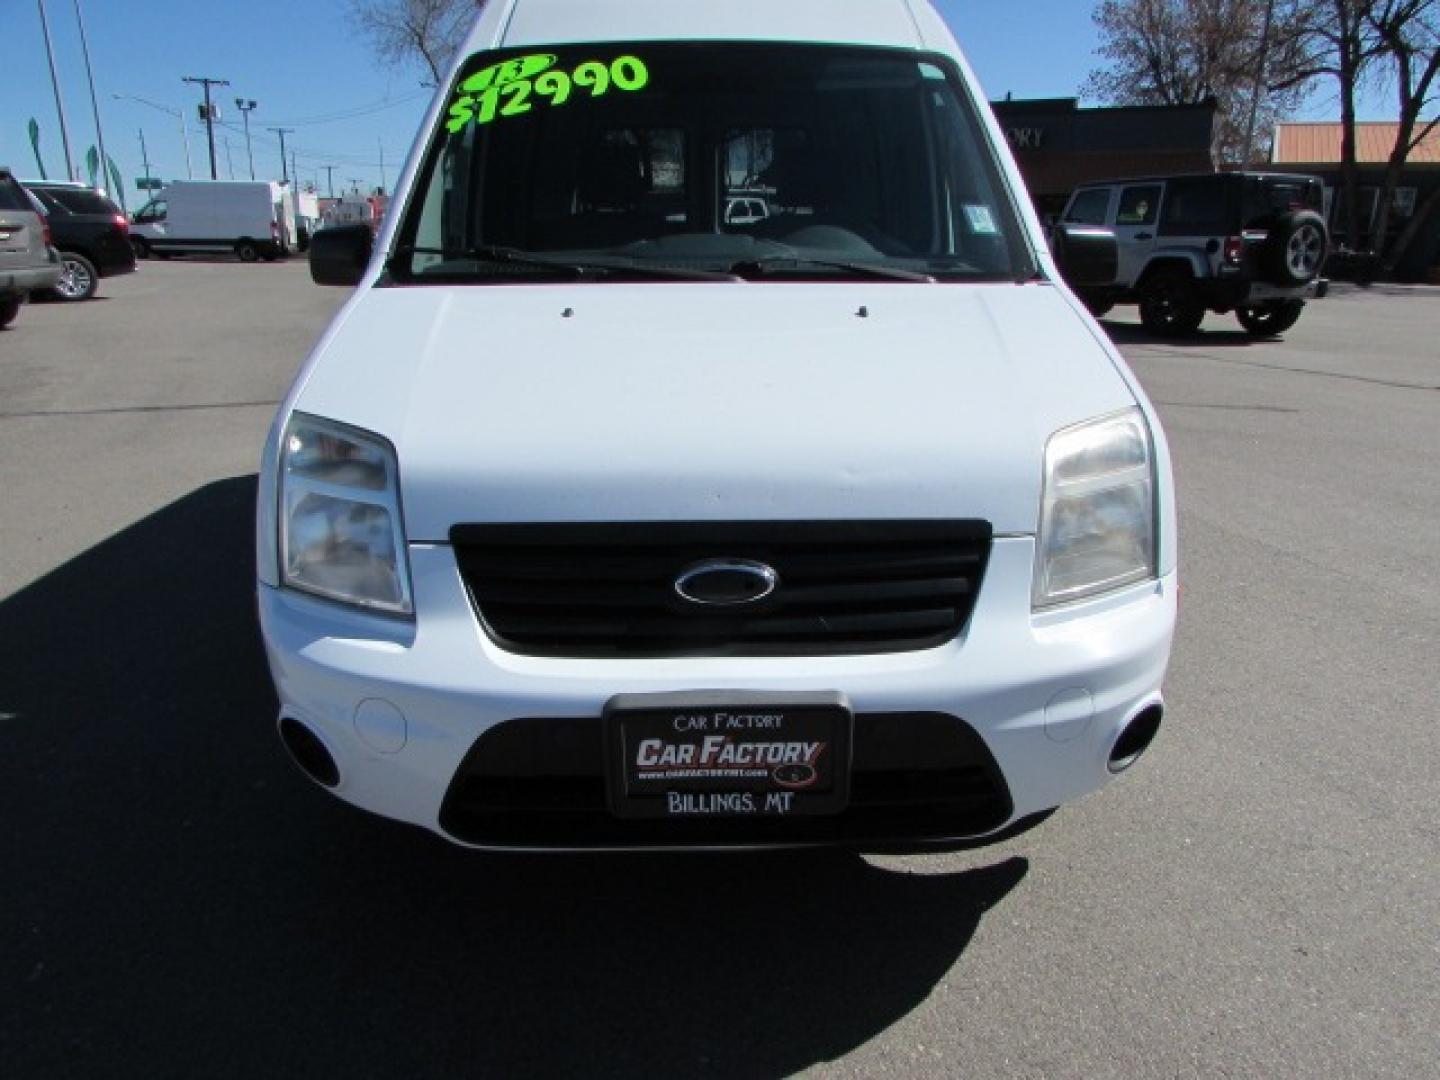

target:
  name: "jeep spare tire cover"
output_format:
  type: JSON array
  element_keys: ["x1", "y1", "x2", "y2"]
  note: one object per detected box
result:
[{"x1": 1263, "y1": 210, "x2": 1328, "y2": 287}]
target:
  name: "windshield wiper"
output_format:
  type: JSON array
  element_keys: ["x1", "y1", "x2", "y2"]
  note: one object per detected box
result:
[
  {"x1": 729, "y1": 256, "x2": 937, "y2": 283},
  {"x1": 391, "y1": 244, "x2": 740, "y2": 282}
]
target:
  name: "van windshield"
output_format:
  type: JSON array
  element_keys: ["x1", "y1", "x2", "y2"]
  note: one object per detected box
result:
[{"x1": 392, "y1": 43, "x2": 1033, "y2": 283}]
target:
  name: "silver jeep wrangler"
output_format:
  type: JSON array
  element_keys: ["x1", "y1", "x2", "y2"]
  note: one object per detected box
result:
[{"x1": 1060, "y1": 172, "x2": 1328, "y2": 337}]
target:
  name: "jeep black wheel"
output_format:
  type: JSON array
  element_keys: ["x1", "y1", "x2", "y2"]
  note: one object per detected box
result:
[
  {"x1": 0, "y1": 298, "x2": 20, "y2": 329},
  {"x1": 1237, "y1": 299, "x2": 1304, "y2": 337},
  {"x1": 1262, "y1": 211, "x2": 1328, "y2": 287},
  {"x1": 131, "y1": 236, "x2": 151, "y2": 260},
  {"x1": 1138, "y1": 271, "x2": 1205, "y2": 336},
  {"x1": 235, "y1": 240, "x2": 260, "y2": 263}
]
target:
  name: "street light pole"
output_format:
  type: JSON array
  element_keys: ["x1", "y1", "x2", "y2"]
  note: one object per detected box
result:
[
  {"x1": 72, "y1": 0, "x2": 118, "y2": 206},
  {"x1": 37, "y1": 0, "x2": 77, "y2": 182},
  {"x1": 183, "y1": 75, "x2": 230, "y2": 180},
  {"x1": 235, "y1": 100, "x2": 258, "y2": 180}
]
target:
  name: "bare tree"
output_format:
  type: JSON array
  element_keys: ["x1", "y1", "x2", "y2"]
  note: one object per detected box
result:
[
  {"x1": 1278, "y1": 0, "x2": 1436, "y2": 262},
  {"x1": 1367, "y1": 0, "x2": 1440, "y2": 264},
  {"x1": 350, "y1": 0, "x2": 480, "y2": 84},
  {"x1": 1083, "y1": 0, "x2": 1312, "y2": 163},
  {"x1": 1274, "y1": 1, "x2": 1386, "y2": 252}
]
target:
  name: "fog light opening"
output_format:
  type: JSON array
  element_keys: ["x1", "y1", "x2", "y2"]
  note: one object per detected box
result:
[
  {"x1": 1108, "y1": 704, "x2": 1163, "y2": 774},
  {"x1": 279, "y1": 716, "x2": 341, "y2": 788}
]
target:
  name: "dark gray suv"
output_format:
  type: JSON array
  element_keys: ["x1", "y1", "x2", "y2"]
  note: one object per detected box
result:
[
  {"x1": 0, "y1": 167, "x2": 63, "y2": 329},
  {"x1": 1060, "y1": 172, "x2": 1328, "y2": 337}
]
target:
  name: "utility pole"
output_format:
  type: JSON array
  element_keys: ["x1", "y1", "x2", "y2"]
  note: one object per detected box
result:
[
  {"x1": 137, "y1": 128, "x2": 150, "y2": 185},
  {"x1": 379, "y1": 140, "x2": 386, "y2": 194},
  {"x1": 183, "y1": 75, "x2": 229, "y2": 179},
  {"x1": 37, "y1": 0, "x2": 77, "y2": 182},
  {"x1": 291, "y1": 150, "x2": 299, "y2": 190},
  {"x1": 235, "y1": 99, "x2": 258, "y2": 180},
  {"x1": 223, "y1": 133, "x2": 235, "y2": 180},
  {"x1": 323, "y1": 164, "x2": 335, "y2": 199},
  {"x1": 268, "y1": 128, "x2": 295, "y2": 184},
  {"x1": 73, "y1": 0, "x2": 117, "y2": 205}
]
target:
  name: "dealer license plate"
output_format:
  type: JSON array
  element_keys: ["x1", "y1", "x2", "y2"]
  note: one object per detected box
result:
[{"x1": 604, "y1": 692, "x2": 853, "y2": 819}]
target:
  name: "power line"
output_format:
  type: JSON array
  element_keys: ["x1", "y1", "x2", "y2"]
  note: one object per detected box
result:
[
  {"x1": 211, "y1": 119, "x2": 391, "y2": 182},
  {"x1": 263, "y1": 90, "x2": 428, "y2": 127},
  {"x1": 214, "y1": 121, "x2": 386, "y2": 168},
  {"x1": 113, "y1": 93, "x2": 193, "y2": 179}
]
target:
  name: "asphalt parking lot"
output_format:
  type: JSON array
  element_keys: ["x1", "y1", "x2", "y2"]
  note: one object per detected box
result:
[{"x1": 2, "y1": 262, "x2": 1437, "y2": 1078}]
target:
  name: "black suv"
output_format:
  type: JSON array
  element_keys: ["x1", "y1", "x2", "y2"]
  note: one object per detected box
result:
[
  {"x1": 23, "y1": 182, "x2": 136, "y2": 301},
  {"x1": 1059, "y1": 172, "x2": 1329, "y2": 337}
]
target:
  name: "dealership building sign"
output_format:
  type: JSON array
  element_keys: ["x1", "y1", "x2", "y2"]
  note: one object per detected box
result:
[{"x1": 1006, "y1": 127, "x2": 1045, "y2": 150}]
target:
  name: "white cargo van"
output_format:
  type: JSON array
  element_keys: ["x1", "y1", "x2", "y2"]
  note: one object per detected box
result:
[
  {"x1": 294, "y1": 189, "x2": 321, "y2": 251},
  {"x1": 260, "y1": 0, "x2": 1176, "y2": 851},
  {"x1": 131, "y1": 180, "x2": 297, "y2": 261}
]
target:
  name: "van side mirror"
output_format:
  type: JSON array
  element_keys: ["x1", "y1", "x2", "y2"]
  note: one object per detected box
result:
[
  {"x1": 1051, "y1": 224, "x2": 1118, "y2": 288},
  {"x1": 310, "y1": 223, "x2": 373, "y2": 287}
]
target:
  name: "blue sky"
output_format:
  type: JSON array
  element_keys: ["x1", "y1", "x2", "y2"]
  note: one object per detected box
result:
[{"x1": 1, "y1": 1, "x2": 1374, "y2": 209}]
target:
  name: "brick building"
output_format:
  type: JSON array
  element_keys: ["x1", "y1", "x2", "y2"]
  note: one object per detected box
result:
[{"x1": 990, "y1": 98, "x2": 1217, "y2": 219}]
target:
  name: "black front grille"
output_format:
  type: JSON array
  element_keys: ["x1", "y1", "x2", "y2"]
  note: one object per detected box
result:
[
  {"x1": 438, "y1": 712, "x2": 1013, "y2": 848},
  {"x1": 450, "y1": 521, "x2": 992, "y2": 657}
]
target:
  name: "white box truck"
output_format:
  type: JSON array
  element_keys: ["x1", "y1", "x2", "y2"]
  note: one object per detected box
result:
[{"x1": 131, "y1": 181, "x2": 298, "y2": 262}]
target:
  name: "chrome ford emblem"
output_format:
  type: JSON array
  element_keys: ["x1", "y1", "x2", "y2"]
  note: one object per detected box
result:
[{"x1": 674, "y1": 559, "x2": 779, "y2": 606}]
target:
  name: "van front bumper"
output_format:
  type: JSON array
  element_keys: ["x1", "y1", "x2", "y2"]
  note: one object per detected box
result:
[{"x1": 259, "y1": 538, "x2": 1176, "y2": 850}]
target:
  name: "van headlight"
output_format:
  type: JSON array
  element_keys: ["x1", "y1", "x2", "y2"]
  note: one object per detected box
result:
[
  {"x1": 279, "y1": 413, "x2": 413, "y2": 615},
  {"x1": 1034, "y1": 408, "x2": 1156, "y2": 609}
]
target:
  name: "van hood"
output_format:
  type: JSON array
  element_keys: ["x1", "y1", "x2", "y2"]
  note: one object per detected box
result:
[{"x1": 294, "y1": 282, "x2": 1135, "y2": 540}]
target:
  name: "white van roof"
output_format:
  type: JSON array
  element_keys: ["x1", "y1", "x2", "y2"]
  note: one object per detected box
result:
[{"x1": 464, "y1": 0, "x2": 954, "y2": 54}]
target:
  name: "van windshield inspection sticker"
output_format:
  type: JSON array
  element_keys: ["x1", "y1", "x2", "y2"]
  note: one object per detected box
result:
[
  {"x1": 964, "y1": 203, "x2": 998, "y2": 235},
  {"x1": 446, "y1": 53, "x2": 651, "y2": 132}
]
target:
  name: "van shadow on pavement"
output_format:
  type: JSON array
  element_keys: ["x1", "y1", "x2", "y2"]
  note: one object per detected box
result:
[{"x1": 0, "y1": 476, "x2": 1028, "y2": 1079}]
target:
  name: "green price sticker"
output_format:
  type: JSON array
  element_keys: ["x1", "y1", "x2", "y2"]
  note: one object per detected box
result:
[{"x1": 446, "y1": 54, "x2": 651, "y2": 133}]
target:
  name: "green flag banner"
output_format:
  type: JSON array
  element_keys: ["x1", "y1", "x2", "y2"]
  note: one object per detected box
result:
[
  {"x1": 28, "y1": 119, "x2": 48, "y2": 180},
  {"x1": 106, "y1": 156, "x2": 127, "y2": 212}
]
